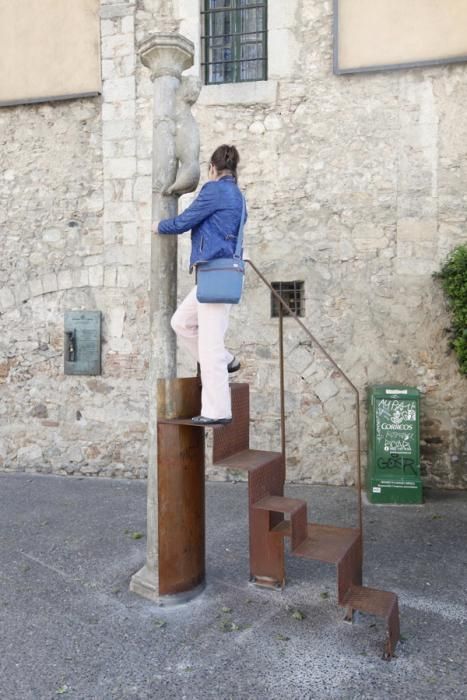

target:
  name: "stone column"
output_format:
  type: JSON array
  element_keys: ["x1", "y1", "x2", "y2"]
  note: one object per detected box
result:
[{"x1": 130, "y1": 33, "x2": 197, "y2": 601}]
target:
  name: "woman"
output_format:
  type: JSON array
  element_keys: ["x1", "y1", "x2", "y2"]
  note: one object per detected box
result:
[{"x1": 154, "y1": 144, "x2": 246, "y2": 425}]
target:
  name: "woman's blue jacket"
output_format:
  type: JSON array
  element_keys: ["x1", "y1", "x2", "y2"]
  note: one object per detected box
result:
[{"x1": 158, "y1": 175, "x2": 246, "y2": 269}]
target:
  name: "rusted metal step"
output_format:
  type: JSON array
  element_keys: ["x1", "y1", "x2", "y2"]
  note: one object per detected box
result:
[
  {"x1": 158, "y1": 383, "x2": 250, "y2": 464},
  {"x1": 342, "y1": 584, "x2": 397, "y2": 618},
  {"x1": 253, "y1": 495, "x2": 305, "y2": 514},
  {"x1": 158, "y1": 382, "x2": 248, "y2": 429},
  {"x1": 291, "y1": 524, "x2": 361, "y2": 564},
  {"x1": 246, "y1": 453, "x2": 286, "y2": 589},
  {"x1": 158, "y1": 417, "x2": 228, "y2": 427},
  {"x1": 253, "y1": 495, "x2": 308, "y2": 551},
  {"x1": 271, "y1": 520, "x2": 292, "y2": 537},
  {"x1": 342, "y1": 584, "x2": 400, "y2": 659},
  {"x1": 213, "y1": 383, "x2": 250, "y2": 463},
  {"x1": 215, "y1": 448, "x2": 282, "y2": 473}
]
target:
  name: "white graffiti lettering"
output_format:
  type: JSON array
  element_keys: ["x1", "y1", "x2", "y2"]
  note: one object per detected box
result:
[{"x1": 381, "y1": 423, "x2": 414, "y2": 431}]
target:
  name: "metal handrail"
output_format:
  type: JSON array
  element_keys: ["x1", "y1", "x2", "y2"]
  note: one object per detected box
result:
[{"x1": 245, "y1": 259, "x2": 363, "y2": 535}]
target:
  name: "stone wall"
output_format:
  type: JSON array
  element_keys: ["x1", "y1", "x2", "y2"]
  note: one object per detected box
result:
[
  {"x1": 1, "y1": 0, "x2": 466, "y2": 488},
  {"x1": 176, "y1": 0, "x2": 467, "y2": 488},
  {"x1": 0, "y1": 1, "x2": 150, "y2": 479}
]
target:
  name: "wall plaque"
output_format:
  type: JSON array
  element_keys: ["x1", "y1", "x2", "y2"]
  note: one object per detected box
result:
[{"x1": 64, "y1": 310, "x2": 101, "y2": 376}]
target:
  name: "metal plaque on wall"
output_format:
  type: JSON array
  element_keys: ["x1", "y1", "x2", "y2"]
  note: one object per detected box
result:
[{"x1": 64, "y1": 310, "x2": 102, "y2": 376}]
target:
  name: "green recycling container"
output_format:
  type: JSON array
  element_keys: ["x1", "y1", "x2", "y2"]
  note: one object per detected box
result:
[{"x1": 367, "y1": 385, "x2": 423, "y2": 504}]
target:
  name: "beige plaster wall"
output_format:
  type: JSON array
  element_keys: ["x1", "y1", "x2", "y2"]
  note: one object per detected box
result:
[
  {"x1": 0, "y1": 0, "x2": 101, "y2": 105},
  {"x1": 337, "y1": 0, "x2": 467, "y2": 72}
]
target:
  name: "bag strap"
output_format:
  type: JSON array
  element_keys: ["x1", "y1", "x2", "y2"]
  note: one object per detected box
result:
[{"x1": 234, "y1": 194, "x2": 246, "y2": 260}]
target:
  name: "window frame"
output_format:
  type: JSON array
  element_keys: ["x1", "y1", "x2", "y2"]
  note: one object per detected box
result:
[{"x1": 201, "y1": 1, "x2": 268, "y2": 85}]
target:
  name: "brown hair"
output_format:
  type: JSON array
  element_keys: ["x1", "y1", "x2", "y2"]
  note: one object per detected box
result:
[{"x1": 210, "y1": 144, "x2": 240, "y2": 182}]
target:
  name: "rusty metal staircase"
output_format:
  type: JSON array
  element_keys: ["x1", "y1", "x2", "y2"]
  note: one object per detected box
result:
[
  {"x1": 159, "y1": 380, "x2": 399, "y2": 659},
  {"x1": 217, "y1": 384, "x2": 399, "y2": 659},
  {"x1": 157, "y1": 259, "x2": 400, "y2": 658}
]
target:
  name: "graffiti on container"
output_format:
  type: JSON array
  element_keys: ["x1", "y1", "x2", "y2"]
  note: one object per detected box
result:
[
  {"x1": 376, "y1": 454, "x2": 417, "y2": 476},
  {"x1": 376, "y1": 399, "x2": 417, "y2": 444},
  {"x1": 383, "y1": 431, "x2": 412, "y2": 453}
]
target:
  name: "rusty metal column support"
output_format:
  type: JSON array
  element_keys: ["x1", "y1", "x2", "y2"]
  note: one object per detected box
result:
[
  {"x1": 157, "y1": 421, "x2": 205, "y2": 600},
  {"x1": 154, "y1": 377, "x2": 205, "y2": 602}
]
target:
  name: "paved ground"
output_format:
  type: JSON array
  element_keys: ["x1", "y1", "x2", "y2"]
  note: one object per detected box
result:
[{"x1": 0, "y1": 472, "x2": 466, "y2": 699}]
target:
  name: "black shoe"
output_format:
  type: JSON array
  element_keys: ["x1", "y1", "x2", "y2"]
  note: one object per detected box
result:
[
  {"x1": 227, "y1": 357, "x2": 241, "y2": 373},
  {"x1": 191, "y1": 415, "x2": 232, "y2": 426}
]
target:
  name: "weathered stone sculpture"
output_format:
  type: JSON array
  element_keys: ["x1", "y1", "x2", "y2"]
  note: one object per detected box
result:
[
  {"x1": 166, "y1": 76, "x2": 201, "y2": 196},
  {"x1": 130, "y1": 33, "x2": 200, "y2": 602}
]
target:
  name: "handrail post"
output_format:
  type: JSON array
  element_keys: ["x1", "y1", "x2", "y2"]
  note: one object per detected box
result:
[
  {"x1": 278, "y1": 302, "x2": 286, "y2": 463},
  {"x1": 356, "y1": 395, "x2": 363, "y2": 535}
]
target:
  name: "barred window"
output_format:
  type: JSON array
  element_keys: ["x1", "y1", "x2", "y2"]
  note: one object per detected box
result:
[
  {"x1": 271, "y1": 282, "x2": 305, "y2": 318},
  {"x1": 202, "y1": 1, "x2": 267, "y2": 85}
]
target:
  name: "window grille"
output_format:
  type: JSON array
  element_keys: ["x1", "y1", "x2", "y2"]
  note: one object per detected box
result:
[
  {"x1": 202, "y1": 1, "x2": 267, "y2": 85},
  {"x1": 271, "y1": 281, "x2": 305, "y2": 318}
]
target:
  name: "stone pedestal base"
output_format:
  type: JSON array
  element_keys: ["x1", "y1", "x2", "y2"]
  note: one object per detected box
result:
[
  {"x1": 129, "y1": 565, "x2": 159, "y2": 602},
  {"x1": 130, "y1": 565, "x2": 205, "y2": 606}
]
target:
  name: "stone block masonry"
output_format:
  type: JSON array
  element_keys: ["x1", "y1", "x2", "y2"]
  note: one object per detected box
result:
[
  {"x1": 1, "y1": 0, "x2": 466, "y2": 488},
  {"x1": 0, "y1": 0, "x2": 149, "y2": 480},
  {"x1": 176, "y1": 0, "x2": 467, "y2": 488}
]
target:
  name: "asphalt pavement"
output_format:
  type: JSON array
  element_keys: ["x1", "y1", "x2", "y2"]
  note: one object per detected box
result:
[{"x1": 0, "y1": 472, "x2": 466, "y2": 699}]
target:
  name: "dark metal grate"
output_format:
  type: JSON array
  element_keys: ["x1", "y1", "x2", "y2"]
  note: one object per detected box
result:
[
  {"x1": 271, "y1": 281, "x2": 304, "y2": 318},
  {"x1": 201, "y1": 0, "x2": 268, "y2": 85}
]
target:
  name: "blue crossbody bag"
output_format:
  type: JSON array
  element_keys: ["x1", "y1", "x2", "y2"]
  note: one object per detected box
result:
[{"x1": 196, "y1": 195, "x2": 246, "y2": 304}]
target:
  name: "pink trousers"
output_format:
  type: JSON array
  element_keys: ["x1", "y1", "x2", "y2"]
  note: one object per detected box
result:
[{"x1": 171, "y1": 286, "x2": 233, "y2": 419}]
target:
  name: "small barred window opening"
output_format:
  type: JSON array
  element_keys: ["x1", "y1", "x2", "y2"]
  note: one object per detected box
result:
[{"x1": 271, "y1": 281, "x2": 304, "y2": 318}]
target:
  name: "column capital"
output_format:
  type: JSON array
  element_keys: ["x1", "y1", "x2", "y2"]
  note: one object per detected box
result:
[{"x1": 139, "y1": 33, "x2": 194, "y2": 80}]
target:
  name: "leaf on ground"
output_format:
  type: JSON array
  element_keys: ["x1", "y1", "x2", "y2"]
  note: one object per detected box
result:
[
  {"x1": 291, "y1": 609, "x2": 306, "y2": 621},
  {"x1": 276, "y1": 634, "x2": 290, "y2": 642},
  {"x1": 431, "y1": 514, "x2": 443, "y2": 520},
  {"x1": 56, "y1": 686, "x2": 69, "y2": 695},
  {"x1": 220, "y1": 620, "x2": 243, "y2": 632},
  {"x1": 153, "y1": 619, "x2": 166, "y2": 628},
  {"x1": 400, "y1": 633, "x2": 408, "y2": 642},
  {"x1": 320, "y1": 591, "x2": 329, "y2": 599},
  {"x1": 221, "y1": 606, "x2": 232, "y2": 614},
  {"x1": 130, "y1": 532, "x2": 144, "y2": 540}
]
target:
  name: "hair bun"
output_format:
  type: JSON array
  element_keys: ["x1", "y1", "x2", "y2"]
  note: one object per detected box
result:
[{"x1": 210, "y1": 144, "x2": 240, "y2": 181}]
